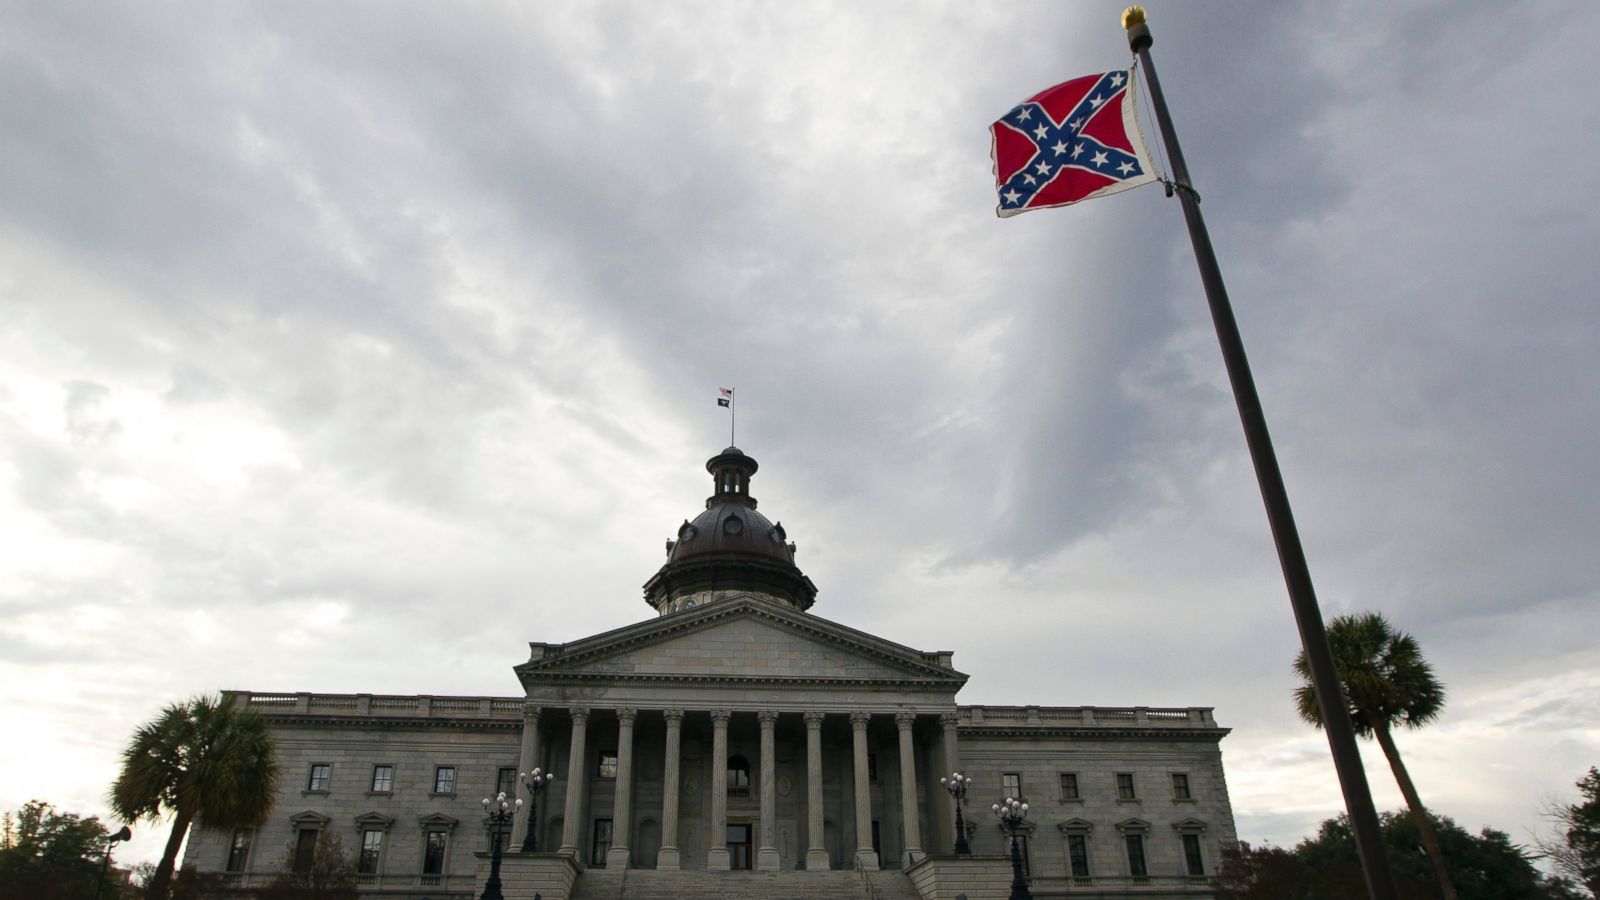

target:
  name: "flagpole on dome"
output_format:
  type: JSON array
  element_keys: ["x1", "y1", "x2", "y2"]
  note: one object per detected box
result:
[
  {"x1": 718, "y1": 387, "x2": 736, "y2": 446},
  {"x1": 1119, "y1": 7, "x2": 1399, "y2": 898}
]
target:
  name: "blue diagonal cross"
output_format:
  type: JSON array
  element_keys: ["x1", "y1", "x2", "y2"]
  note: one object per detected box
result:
[{"x1": 996, "y1": 72, "x2": 1145, "y2": 210}]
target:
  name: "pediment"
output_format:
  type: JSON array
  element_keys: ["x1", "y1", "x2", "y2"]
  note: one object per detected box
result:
[
  {"x1": 1116, "y1": 817, "x2": 1152, "y2": 833},
  {"x1": 1058, "y1": 817, "x2": 1095, "y2": 834},
  {"x1": 289, "y1": 810, "x2": 330, "y2": 828},
  {"x1": 354, "y1": 812, "x2": 395, "y2": 829},
  {"x1": 418, "y1": 812, "x2": 459, "y2": 830},
  {"x1": 517, "y1": 597, "x2": 965, "y2": 687}
]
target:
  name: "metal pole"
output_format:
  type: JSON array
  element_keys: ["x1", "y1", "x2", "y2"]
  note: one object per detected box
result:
[
  {"x1": 1006, "y1": 828, "x2": 1031, "y2": 900},
  {"x1": 1122, "y1": 9, "x2": 1398, "y2": 899}
]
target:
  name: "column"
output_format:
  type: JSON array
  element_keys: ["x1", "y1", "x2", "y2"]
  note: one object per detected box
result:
[
  {"x1": 512, "y1": 705, "x2": 541, "y2": 849},
  {"x1": 559, "y1": 708, "x2": 590, "y2": 858},
  {"x1": 851, "y1": 711, "x2": 879, "y2": 870},
  {"x1": 657, "y1": 709, "x2": 684, "y2": 869},
  {"x1": 707, "y1": 709, "x2": 731, "y2": 870},
  {"x1": 939, "y1": 711, "x2": 961, "y2": 852},
  {"x1": 896, "y1": 712, "x2": 923, "y2": 868},
  {"x1": 804, "y1": 712, "x2": 829, "y2": 870},
  {"x1": 757, "y1": 710, "x2": 780, "y2": 870},
  {"x1": 605, "y1": 708, "x2": 637, "y2": 869}
]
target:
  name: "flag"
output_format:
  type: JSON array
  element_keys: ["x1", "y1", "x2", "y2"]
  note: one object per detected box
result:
[
  {"x1": 990, "y1": 70, "x2": 1158, "y2": 217},
  {"x1": 718, "y1": 387, "x2": 733, "y2": 408}
]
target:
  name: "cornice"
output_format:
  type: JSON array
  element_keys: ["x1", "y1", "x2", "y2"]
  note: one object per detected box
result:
[
  {"x1": 522, "y1": 671, "x2": 963, "y2": 690},
  {"x1": 958, "y1": 725, "x2": 1231, "y2": 742},
  {"x1": 260, "y1": 714, "x2": 523, "y2": 732}
]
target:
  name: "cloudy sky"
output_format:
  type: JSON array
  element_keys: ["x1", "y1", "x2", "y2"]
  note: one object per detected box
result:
[{"x1": 3, "y1": 0, "x2": 1598, "y2": 870}]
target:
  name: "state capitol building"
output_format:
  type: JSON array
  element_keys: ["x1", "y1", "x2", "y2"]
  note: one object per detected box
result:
[{"x1": 183, "y1": 447, "x2": 1238, "y2": 899}]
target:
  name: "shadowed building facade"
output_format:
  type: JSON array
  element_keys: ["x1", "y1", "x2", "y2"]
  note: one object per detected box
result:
[{"x1": 182, "y1": 448, "x2": 1237, "y2": 899}]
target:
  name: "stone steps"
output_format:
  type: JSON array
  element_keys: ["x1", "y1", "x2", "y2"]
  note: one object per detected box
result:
[{"x1": 568, "y1": 868, "x2": 924, "y2": 900}]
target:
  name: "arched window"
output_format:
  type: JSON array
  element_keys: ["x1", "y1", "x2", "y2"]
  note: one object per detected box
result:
[{"x1": 727, "y1": 755, "x2": 751, "y2": 798}]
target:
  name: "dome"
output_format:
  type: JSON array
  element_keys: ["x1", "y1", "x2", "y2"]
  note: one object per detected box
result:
[{"x1": 643, "y1": 447, "x2": 817, "y2": 614}]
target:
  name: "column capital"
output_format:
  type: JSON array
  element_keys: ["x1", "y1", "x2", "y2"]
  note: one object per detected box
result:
[
  {"x1": 850, "y1": 711, "x2": 872, "y2": 728},
  {"x1": 803, "y1": 711, "x2": 826, "y2": 728},
  {"x1": 616, "y1": 707, "x2": 638, "y2": 725},
  {"x1": 895, "y1": 711, "x2": 917, "y2": 729},
  {"x1": 710, "y1": 708, "x2": 732, "y2": 724},
  {"x1": 663, "y1": 708, "x2": 686, "y2": 723},
  {"x1": 939, "y1": 711, "x2": 960, "y2": 728},
  {"x1": 570, "y1": 707, "x2": 591, "y2": 724},
  {"x1": 522, "y1": 703, "x2": 541, "y2": 722},
  {"x1": 757, "y1": 710, "x2": 779, "y2": 726}
]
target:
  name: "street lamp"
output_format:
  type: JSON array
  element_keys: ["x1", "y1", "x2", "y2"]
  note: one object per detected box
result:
[
  {"x1": 519, "y1": 768, "x2": 557, "y2": 852},
  {"x1": 480, "y1": 791, "x2": 522, "y2": 900},
  {"x1": 939, "y1": 772, "x2": 972, "y2": 854},
  {"x1": 95, "y1": 826, "x2": 131, "y2": 900},
  {"x1": 991, "y1": 797, "x2": 1031, "y2": 900}
]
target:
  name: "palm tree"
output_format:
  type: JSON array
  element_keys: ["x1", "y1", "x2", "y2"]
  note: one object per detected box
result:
[
  {"x1": 1293, "y1": 612, "x2": 1455, "y2": 900},
  {"x1": 110, "y1": 694, "x2": 279, "y2": 898}
]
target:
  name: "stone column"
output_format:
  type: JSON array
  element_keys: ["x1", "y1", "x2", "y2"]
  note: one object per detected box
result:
[
  {"x1": 939, "y1": 711, "x2": 961, "y2": 852},
  {"x1": 656, "y1": 709, "x2": 684, "y2": 869},
  {"x1": 605, "y1": 708, "x2": 637, "y2": 869},
  {"x1": 707, "y1": 709, "x2": 731, "y2": 870},
  {"x1": 804, "y1": 712, "x2": 829, "y2": 870},
  {"x1": 512, "y1": 705, "x2": 541, "y2": 849},
  {"x1": 896, "y1": 712, "x2": 923, "y2": 868},
  {"x1": 559, "y1": 707, "x2": 590, "y2": 858},
  {"x1": 756, "y1": 710, "x2": 780, "y2": 870},
  {"x1": 850, "y1": 711, "x2": 879, "y2": 870}
]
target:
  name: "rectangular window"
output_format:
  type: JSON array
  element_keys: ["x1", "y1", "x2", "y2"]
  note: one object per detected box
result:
[
  {"x1": 1171, "y1": 772, "x2": 1192, "y2": 800},
  {"x1": 371, "y1": 765, "x2": 394, "y2": 793},
  {"x1": 1002, "y1": 772, "x2": 1022, "y2": 800},
  {"x1": 293, "y1": 829, "x2": 319, "y2": 875},
  {"x1": 591, "y1": 819, "x2": 613, "y2": 866},
  {"x1": 1067, "y1": 834, "x2": 1090, "y2": 877},
  {"x1": 1017, "y1": 835, "x2": 1031, "y2": 877},
  {"x1": 422, "y1": 830, "x2": 448, "y2": 875},
  {"x1": 597, "y1": 752, "x2": 618, "y2": 780},
  {"x1": 1059, "y1": 772, "x2": 1080, "y2": 800},
  {"x1": 225, "y1": 829, "x2": 252, "y2": 872},
  {"x1": 497, "y1": 767, "x2": 517, "y2": 798},
  {"x1": 433, "y1": 766, "x2": 456, "y2": 794},
  {"x1": 1183, "y1": 833, "x2": 1205, "y2": 876},
  {"x1": 1125, "y1": 833, "x2": 1147, "y2": 877},
  {"x1": 306, "y1": 763, "x2": 331, "y2": 792},
  {"x1": 1116, "y1": 772, "x2": 1137, "y2": 800},
  {"x1": 358, "y1": 830, "x2": 383, "y2": 874}
]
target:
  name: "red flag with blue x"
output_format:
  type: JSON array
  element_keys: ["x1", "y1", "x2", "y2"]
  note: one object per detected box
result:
[{"x1": 990, "y1": 70, "x2": 1158, "y2": 218}]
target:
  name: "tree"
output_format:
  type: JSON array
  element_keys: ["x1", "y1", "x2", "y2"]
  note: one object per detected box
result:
[
  {"x1": 1537, "y1": 766, "x2": 1600, "y2": 896},
  {"x1": 1293, "y1": 611, "x2": 1456, "y2": 900},
  {"x1": 0, "y1": 800, "x2": 130, "y2": 900},
  {"x1": 255, "y1": 833, "x2": 358, "y2": 900},
  {"x1": 110, "y1": 694, "x2": 280, "y2": 899}
]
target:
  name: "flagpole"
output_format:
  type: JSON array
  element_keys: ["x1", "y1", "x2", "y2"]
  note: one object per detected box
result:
[
  {"x1": 1122, "y1": 8, "x2": 1399, "y2": 898},
  {"x1": 731, "y1": 389, "x2": 737, "y2": 446}
]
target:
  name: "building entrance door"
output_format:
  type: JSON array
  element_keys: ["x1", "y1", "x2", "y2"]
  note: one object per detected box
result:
[{"x1": 726, "y1": 823, "x2": 753, "y2": 870}]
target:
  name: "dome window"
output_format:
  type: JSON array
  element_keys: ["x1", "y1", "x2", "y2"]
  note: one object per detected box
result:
[{"x1": 723, "y1": 515, "x2": 744, "y2": 535}]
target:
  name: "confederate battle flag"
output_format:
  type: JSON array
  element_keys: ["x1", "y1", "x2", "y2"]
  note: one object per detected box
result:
[{"x1": 990, "y1": 70, "x2": 1158, "y2": 217}]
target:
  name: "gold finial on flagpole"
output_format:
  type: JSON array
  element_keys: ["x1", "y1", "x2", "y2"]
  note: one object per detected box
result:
[{"x1": 1121, "y1": 5, "x2": 1146, "y2": 29}]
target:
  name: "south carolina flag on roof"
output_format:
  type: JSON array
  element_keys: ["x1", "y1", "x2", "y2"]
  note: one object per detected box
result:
[{"x1": 990, "y1": 70, "x2": 1158, "y2": 217}]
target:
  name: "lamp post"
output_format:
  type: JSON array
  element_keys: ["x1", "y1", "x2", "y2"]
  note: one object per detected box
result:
[
  {"x1": 992, "y1": 797, "x2": 1031, "y2": 900},
  {"x1": 519, "y1": 768, "x2": 556, "y2": 852},
  {"x1": 95, "y1": 826, "x2": 131, "y2": 900},
  {"x1": 939, "y1": 772, "x2": 972, "y2": 854},
  {"x1": 480, "y1": 791, "x2": 522, "y2": 900}
]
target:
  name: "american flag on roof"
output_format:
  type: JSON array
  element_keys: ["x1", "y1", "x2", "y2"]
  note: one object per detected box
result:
[{"x1": 990, "y1": 70, "x2": 1158, "y2": 217}]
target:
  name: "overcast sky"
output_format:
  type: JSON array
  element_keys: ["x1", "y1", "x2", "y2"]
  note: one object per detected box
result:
[{"x1": 3, "y1": 0, "x2": 1598, "y2": 871}]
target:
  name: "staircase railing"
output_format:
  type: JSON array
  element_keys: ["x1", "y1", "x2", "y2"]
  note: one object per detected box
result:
[{"x1": 856, "y1": 856, "x2": 882, "y2": 900}]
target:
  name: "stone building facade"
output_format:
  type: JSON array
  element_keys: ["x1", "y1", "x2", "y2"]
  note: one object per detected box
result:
[{"x1": 182, "y1": 448, "x2": 1237, "y2": 898}]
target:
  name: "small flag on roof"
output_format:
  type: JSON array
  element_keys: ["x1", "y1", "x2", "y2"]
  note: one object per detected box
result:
[{"x1": 717, "y1": 387, "x2": 733, "y2": 408}]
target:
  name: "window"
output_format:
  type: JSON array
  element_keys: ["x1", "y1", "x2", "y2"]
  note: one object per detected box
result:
[
  {"x1": 293, "y1": 829, "x2": 319, "y2": 875},
  {"x1": 422, "y1": 830, "x2": 448, "y2": 875},
  {"x1": 591, "y1": 819, "x2": 613, "y2": 866},
  {"x1": 1171, "y1": 772, "x2": 1192, "y2": 800},
  {"x1": 371, "y1": 765, "x2": 394, "y2": 793},
  {"x1": 1116, "y1": 773, "x2": 1137, "y2": 800},
  {"x1": 497, "y1": 767, "x2": 517, "y2": 798},
  {"x1": 225, "y1": 829, "x2": 252, "y2": 872},
  {"x1": 1014, "y1": 835, "x2": 1031, "y2": 877},
  {"x1": 1067, "y1": 833, "x2": 1090, "y2": 877},
  {"x1": 306, "y1": 763, "x2": 331, "y2": 792},
  {"x1": 1002, "y1": 772, "x2": 1023, "y2": 801},
  {"x1": 358, "y1": 830, "x2": 384, "y2": 875},
  {"x1": 597, "y1": 752, "x2": 618, "y2": 780},
  {"x1": 1125, "y1": 833, "x2": 1147, "y2": 877},
  {"x1": 727, "y1": 755, "x2": 751, "y2": 798},
  {"x1": 1182, "y1": 833, "x2": 1205, "y2": 876},
  {"x1": 1059, "y1": 772, "x2": 1080, "y2": 800},
  {"x1": 433, "y1": 766, "x2": 456, "y2": 795}
]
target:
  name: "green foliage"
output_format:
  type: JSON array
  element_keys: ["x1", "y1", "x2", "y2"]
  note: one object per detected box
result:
[
  {"x1": 1538, "y1": 766, "x2": 1600, "y2": 896},
  {"x1": 1292, "y1": 611, "x2": 1444, "y2": 737},
  {"x1": 110, "y1": 694, "x2": 280, "y2": 899},
  {"x1": 0, "y1": 800, "x2": 131, "y2": 900},
  {"x1": 1216, "y1": 810, "x2": 1583, "y2": 900}
]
